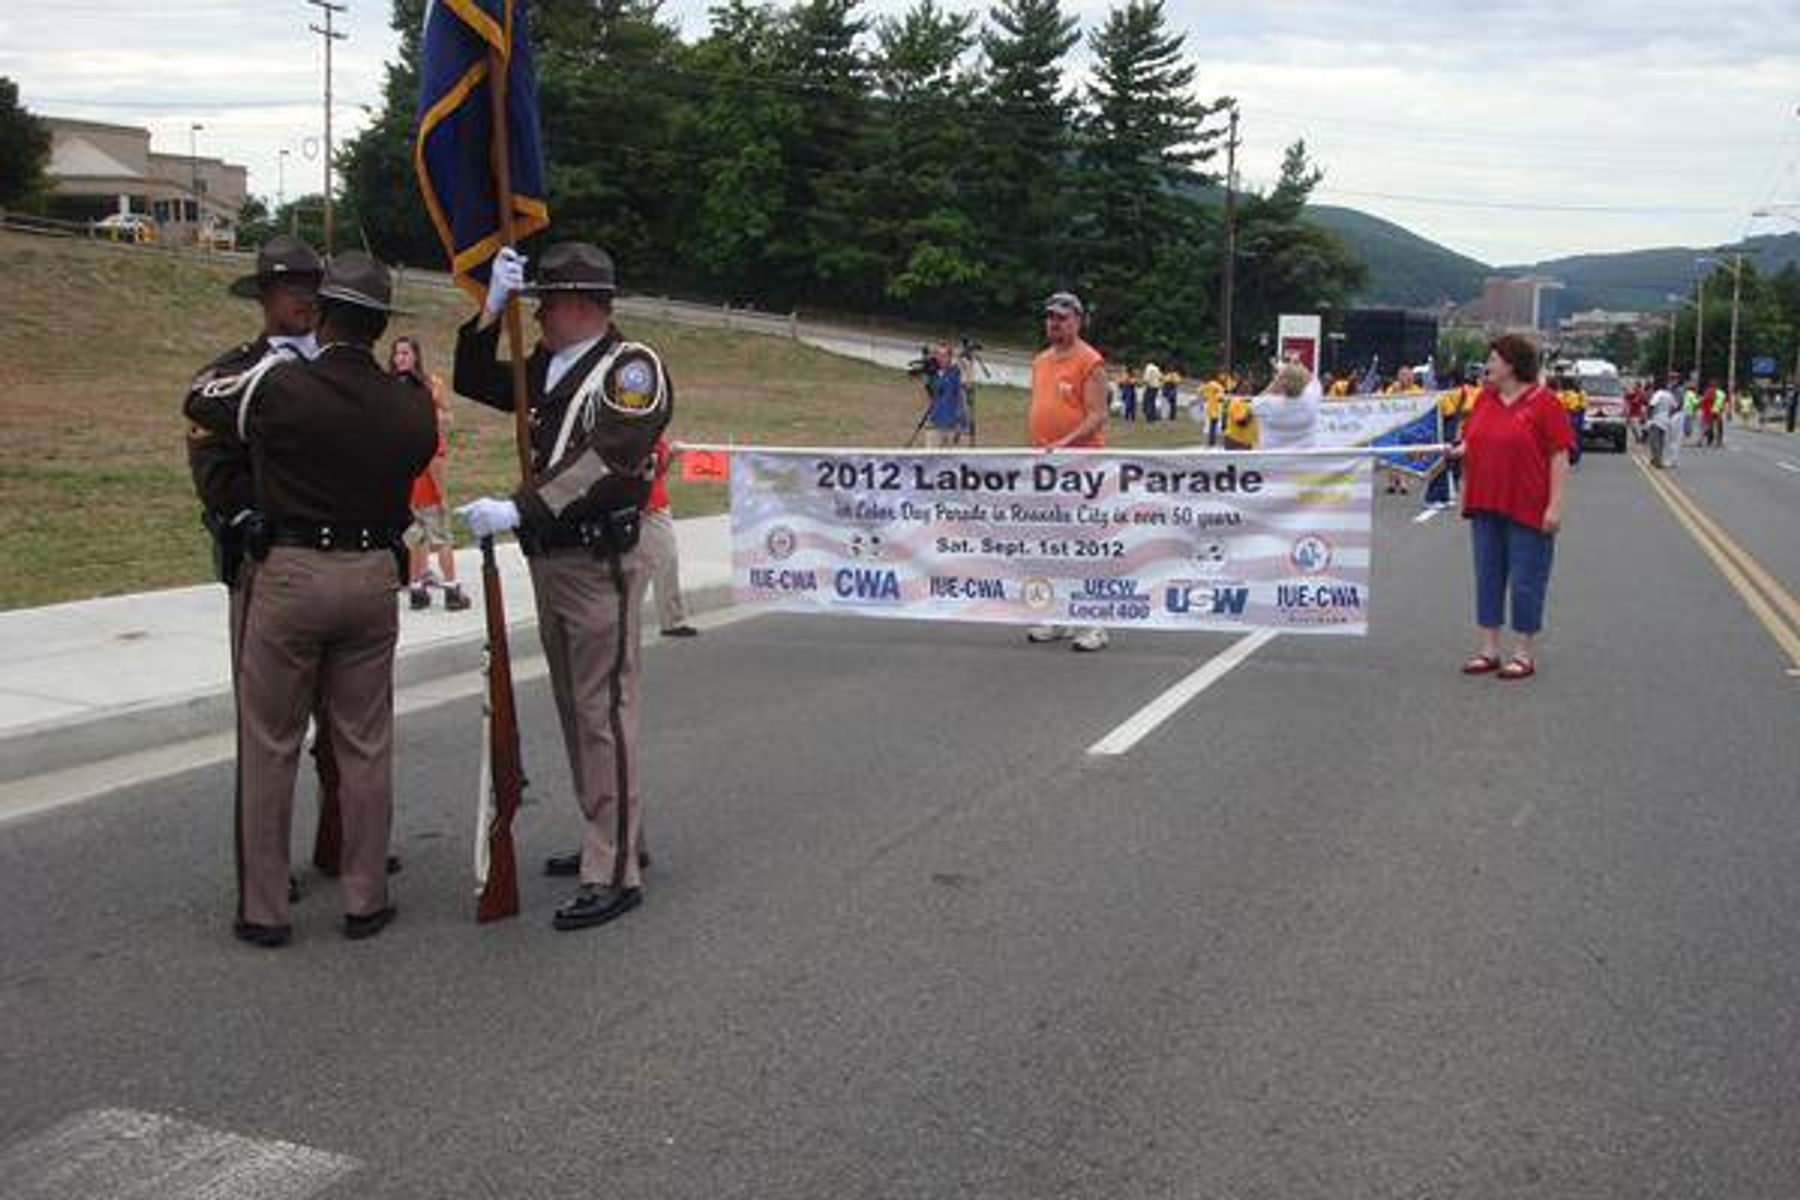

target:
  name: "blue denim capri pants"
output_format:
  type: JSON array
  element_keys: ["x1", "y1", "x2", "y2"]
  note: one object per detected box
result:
[{"x1": 1469, "y1": 510, "x2": 1556, "y2": 634}]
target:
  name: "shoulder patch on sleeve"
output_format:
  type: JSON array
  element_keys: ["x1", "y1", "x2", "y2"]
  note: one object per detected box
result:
[{"x1": 601, "y1": 345, "x2": 668, "y2": 418}]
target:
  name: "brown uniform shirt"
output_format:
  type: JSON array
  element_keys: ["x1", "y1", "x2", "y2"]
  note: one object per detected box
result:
[
  {"x1": 453, "y1": 316, "x2": 671, "y2": 530},
  {"x1": 185, "y1": 343, "x2": 436, "y2": 532}
]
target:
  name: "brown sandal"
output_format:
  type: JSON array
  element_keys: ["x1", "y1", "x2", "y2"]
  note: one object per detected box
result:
[
  {"x1": 1497, "y1": 655, "x2": 1536, "y2": 680},
  {"x1": 1461, "y1": 653, "x2": 1502, "y2": 675}
]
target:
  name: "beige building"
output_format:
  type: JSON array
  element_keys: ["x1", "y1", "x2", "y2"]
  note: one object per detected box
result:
[
  {"x1": 41, "y1": 116, "x2": 248, "y2": 245},
  {"x1": 1456, "y1": 275, "x2": 1567, "y2": 331}
]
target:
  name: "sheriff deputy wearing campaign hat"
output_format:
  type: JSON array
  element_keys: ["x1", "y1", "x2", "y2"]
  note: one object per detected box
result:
[
  {"x1": 453, "y1": 241, "x2": 672, "y2": 933},
  {"x1": 187, "y1": 233, "x2": 391, "y2": 899},
  {"x1": 185, "y1": 252, "x2": 437, "y2": 948}
]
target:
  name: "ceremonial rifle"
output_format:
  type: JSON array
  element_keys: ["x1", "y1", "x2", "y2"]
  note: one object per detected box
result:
[{"x1": 472, "y1": 34, "x2": 538, "y2": 923}]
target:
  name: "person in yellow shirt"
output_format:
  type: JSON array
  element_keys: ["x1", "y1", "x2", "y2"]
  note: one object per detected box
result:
[
  {"x1": 1561, "y1": 386, "x2": 1586, "y2": 464},
  {"x1": 1223, "y1": 392, "x2": 1259, "y2": 449},
  {"x1": 1201, "y1": 378, "x2": 1226, "y2": 446}
]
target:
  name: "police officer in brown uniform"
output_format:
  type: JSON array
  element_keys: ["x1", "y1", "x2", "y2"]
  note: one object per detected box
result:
[
  {"x1": 454, "y1": 242, "x2": 671, "y2": 932},
  {"x1": 188, "y1": 235, "x2": 357, "y2": 895},
  {"x1": 185, "y1": 252, "x2": 436, "y2": 947}
]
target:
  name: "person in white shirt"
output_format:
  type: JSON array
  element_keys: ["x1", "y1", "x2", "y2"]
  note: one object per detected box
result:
[
  {"x1": 1251, "y1": 362, "x2": 1323, "y2": 450},
  {"x1": 1648, "y1": 379, "x2": 1680, "y2": 468}
]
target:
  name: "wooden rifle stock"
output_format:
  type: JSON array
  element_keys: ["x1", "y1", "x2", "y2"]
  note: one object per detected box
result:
[{"x1": 475, "y1": 536, "x2": 524, "y2": 922}]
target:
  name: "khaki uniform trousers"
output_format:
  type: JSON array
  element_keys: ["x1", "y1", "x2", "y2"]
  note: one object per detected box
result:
[
  {"x1": 229, "y1": 586, "x2": 344, "y2": 872},
  {"x1": 528, "y1": 547, "x2": 650, "y2": 890},
  {"x1": 235, "y1": 548, "x2": 400, "y2": 928},
  {"x1": 639, "y1": 507, "x2": 689, "y2": 632}
]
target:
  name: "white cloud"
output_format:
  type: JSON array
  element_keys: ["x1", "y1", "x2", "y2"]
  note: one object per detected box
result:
[{"x1": 6, "y1": 0, "x2": 1794, "y2": 265}]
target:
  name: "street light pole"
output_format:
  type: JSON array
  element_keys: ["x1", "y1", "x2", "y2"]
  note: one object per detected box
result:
[
  {"x1": 307, "y1": 0, "x2": 348, "y2": 254},
  {"x1": 1691, "y1": 274, "x2": 1706, "y2": 387},
  {"x1": 278, "y1": 148, "x2": 291, "y2": 234}
]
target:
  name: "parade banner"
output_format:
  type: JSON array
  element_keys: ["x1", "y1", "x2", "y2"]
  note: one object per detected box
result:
[{"x1": 732, "y1": 449, "x2": 1374, "y2": 635}]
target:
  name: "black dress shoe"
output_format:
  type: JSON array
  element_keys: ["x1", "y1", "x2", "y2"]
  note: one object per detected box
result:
[
  {"x1": 545, "y1": 849, "x2": 652, "y2": 877},
  {"x1": 552, "y1": 885, "x2": 641, "y2": 931},
  {"x1": 234, "y1": 920, "x2": 292, "y2": 948},
  {"x1": 661, "y1": 625, "x2": 700, "y2": 638},
  {"x1": 342, "y1": 904, "x2": 397, "y2": 941}
]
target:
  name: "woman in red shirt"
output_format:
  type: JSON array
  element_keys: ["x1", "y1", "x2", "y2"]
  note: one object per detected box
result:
[{"x1": 1449, "y1": 334, "x2": 1572, "y2": 680}]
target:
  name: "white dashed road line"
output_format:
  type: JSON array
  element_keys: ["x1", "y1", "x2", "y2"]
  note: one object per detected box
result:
[
  {"x1": 0, "y1": 1107, "x2": 357, "y2": 1200},
  {"x1": 1088, "y1": 630, "x2": 1279, "y2": 757}
]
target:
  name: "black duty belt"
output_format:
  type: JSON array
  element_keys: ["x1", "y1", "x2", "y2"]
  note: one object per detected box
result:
[
  {"x1": 517, "y1": 509, "x2": 642, "y2": 558},
  {"x1": 270, "y1": 521, "x2": 403, "y2": 552}
]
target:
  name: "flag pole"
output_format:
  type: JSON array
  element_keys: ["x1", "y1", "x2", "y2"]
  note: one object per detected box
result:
[
  {"x1": 471, "y1": 32, "x2": 529, "y2": 923},
  {"x1": 486, "y1": 43, "x2": 532, "y2": 482}
]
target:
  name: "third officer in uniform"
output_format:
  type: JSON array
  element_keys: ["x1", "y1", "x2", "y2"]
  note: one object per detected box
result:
[
  {"x1": 454, "y1": 241, "x2": 671, "y2": 932},
  {"x1": 185, "y1": 252, "x2": 436, "y2": 946}
]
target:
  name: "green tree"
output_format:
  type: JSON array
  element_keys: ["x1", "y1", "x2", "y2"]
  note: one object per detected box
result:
[
  {"x1": 533, "y1": 0, "x2": 688, "y2": 287},
  {"x1": 776, "y1": 0, "x2": 878, "y2": 306},
  {"x1": 859, "y1": 0, "x2": 986, "y2": 316},
  {"x1": 1072, "y1": 0, "x2": 1226, "y2": 361},
  {"x1": 0, "y1": 77, "x2": 51, "y2": 208},
  {"x1": 1229, "y1": 140, "x2": 1365, "y2": 372},
  {"x1": 972, "y1": 0, "x2": 1081, "y2": 314},
  {"x1": 673, "y1": 0, "x2": 805, "y2": 298}
]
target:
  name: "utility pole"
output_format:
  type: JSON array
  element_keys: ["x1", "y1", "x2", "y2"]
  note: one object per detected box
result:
[
  {"x1": 1725, "y1": 253, "x2": 1743, "y2": 405},
  {"x1": 1218, "y1": 103, "x2": 1240, "y2": 381},
  {"x1": 189, "y1": 123, "x2": 203, "y2": 245},
  {"x1": 307, "y1": 0, "x2": 347, "y2": 254}
]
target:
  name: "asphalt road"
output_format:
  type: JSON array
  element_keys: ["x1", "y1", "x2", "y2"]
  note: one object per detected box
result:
[{"x1": 2, "y1": 445, "x2": 1797, "y2": 1198}]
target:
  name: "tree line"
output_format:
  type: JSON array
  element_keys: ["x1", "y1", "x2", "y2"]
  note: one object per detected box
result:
[{"x1": 309, "y1": 0, "x2": 1364, "y2": 368}]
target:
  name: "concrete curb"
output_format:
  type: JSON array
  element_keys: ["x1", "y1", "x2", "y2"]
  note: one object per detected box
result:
[{"x1": 0, "y1": 579, "x2": 736, "y2": 785}]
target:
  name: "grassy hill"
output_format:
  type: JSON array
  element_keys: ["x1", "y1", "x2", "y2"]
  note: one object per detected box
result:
[
  {"x1": 1306, "y1": 205, "x2": 1491, "y2": 307},
  {"x1": 0, "y1": 232, "x2": 1209, "y2": 609}
]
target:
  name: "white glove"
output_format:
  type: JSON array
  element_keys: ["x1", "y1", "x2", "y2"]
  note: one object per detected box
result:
[
  {"x1": 484, "y1": 247, "x2": 527, "y2": 316},
  {"x1": 456, "y1": 497, "x2": 520, "y2": 539}
]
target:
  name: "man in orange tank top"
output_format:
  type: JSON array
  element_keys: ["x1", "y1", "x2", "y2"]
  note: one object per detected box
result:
[{"x1": 1027, "y1": 291, "x2": 1111, "y2": 651}]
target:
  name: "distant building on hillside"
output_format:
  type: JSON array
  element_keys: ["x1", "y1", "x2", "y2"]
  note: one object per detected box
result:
[
  {"x1": 1456, "y1": 275, "x2": 1567, "y2": 331},
  {"x1": 38, "y1": 116, "x2": 247, "y2": 246}
]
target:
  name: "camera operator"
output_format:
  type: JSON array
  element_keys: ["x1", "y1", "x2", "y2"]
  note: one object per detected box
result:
[{"x1": 919, "y1": 342, "x2": 969, "y2": 449}]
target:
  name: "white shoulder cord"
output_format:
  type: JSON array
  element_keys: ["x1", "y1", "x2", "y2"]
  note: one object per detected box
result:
[
  {"x1": 196, "y1": 343, "x2": 302, "y2": 443},
  {"x1": 547, "y1": 344, "x2": 624, "y2": 470}
]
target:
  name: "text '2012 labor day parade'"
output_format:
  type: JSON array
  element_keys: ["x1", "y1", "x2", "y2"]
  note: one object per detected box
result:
[{"x1": 1, "y1": 0, "x2": 1798, "y2": 1196}]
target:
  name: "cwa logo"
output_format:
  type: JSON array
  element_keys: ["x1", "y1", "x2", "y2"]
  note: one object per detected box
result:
[
  {"x1": 1165, "y1": 581, "x2": 1249, "y2": 616},
  {"x1": 834, "y1": 567, "x2": 901, "y2": 602}
]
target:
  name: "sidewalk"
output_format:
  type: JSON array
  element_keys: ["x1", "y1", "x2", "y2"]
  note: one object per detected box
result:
[{"x1": 0, "y1": 515, "x2": 733, "y2": 783}]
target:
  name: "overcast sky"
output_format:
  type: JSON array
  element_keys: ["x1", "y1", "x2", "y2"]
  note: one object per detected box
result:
[{"x1": 5, "y1": 0, "x2": 1797, "y2": 267}]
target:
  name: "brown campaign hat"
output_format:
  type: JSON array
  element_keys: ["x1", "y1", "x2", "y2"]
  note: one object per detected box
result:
[
  {"x1": 228, "y1": 234, "x2": 323, "y2": 298},
  {"x1": 315, "y1": 250, "x2": 409, "y2": 315},
  {"x1": 522, "y1": 241, "x2": 617, "y2": 297}
]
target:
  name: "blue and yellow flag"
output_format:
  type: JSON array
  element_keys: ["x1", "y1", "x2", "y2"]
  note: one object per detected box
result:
[{"x1": 413, "y1": 0, "x2": 550, "y2": 304}]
